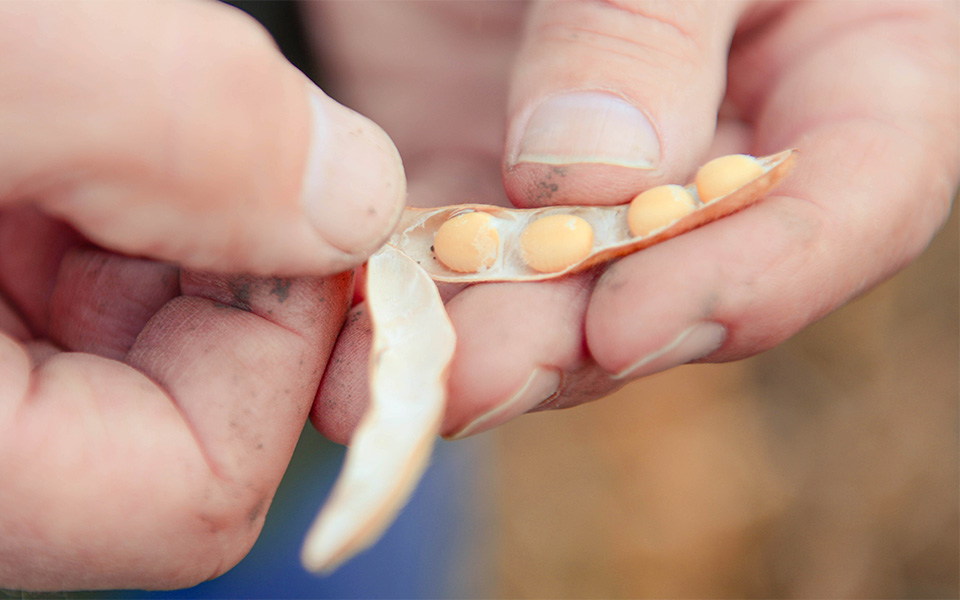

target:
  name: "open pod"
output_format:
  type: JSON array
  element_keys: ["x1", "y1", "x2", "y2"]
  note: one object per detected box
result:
[
  {"x1": 389, "y1": 149, "x2": 795, "y2": 282},
  {"x1": 301, "y1": 150, "x2": 796, "y2": 573}
]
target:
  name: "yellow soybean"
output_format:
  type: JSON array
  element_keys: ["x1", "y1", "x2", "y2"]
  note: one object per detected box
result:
[
  {"x1": 695, "y1": 154, "x2": 764, "y2": 204},
  {"x1": 520, "y1": 214, "x2": 594, "y2": 273},
  {"x1": 433, "y1": 211, "x2": 500, "y2": 273},
  {"x1": 627, "y1": 184, "x2": 697, "y2": 237}
]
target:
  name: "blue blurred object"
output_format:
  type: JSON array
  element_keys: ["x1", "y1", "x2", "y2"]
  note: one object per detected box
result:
[{"x1": 113, "y1": 427, "x2": 493, "y2": 599}]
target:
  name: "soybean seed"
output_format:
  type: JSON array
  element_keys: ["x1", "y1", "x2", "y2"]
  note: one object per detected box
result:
[
  {"x1": 520, "y1": 214, "x2": 594, "y2": 273},
  {"x1": 695, "y1": 154, "x2": 764, "y2": 204},
  {"x1": 627, "y1": 184, "x2": 697, "y2": 237},
  {"x1": 433, "y1": 211, "x2": 500, "y2": 273}
]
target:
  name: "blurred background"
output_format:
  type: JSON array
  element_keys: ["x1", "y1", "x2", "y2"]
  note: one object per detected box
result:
[{"x1": 70, "y1": 2, "x2": 959, "y2": 598}]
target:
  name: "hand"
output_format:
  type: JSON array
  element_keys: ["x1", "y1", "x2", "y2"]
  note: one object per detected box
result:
[
  {"x1": 310, "y1": 1, "x2": 958, "y2": 440},
  {"x1": 0, "y1": 2, "x2": 404, "y2": 591}
]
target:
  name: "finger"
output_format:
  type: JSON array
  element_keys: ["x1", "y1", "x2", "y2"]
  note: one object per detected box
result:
[
  {"x1": 586, "y1": 1, "x2": 959, "y2": 378},
  {"x1": 0, "y1": 332, "x2": 30, "y2": 421},
  {"x1": 0, "y1": 206, "x2": 83, "y2": 336},
  {"x1": 47, "y1": 248, "x2": 179, "y2": 360},
  {"x1": 0, "y1": 208, "x2": 179, "y2": 357},
  {"x1": 0, "y1": 272, "x2": 352, "y2": 590},
  {"x1": 311, "y1": 303, "x2": 372, "y2": 444},
  {"x1": 0, "y1": 2, "x2": 404, "y2": 276},
  {"x1": 503, "y1": 0, "x2": 746, "y2": 207},
  {"x1": 440, "y1": 273, "x2": 605, "y2": 438},
  {"x1": 312, "y1": 272, "x2": 614, "y2": 442},
  {"x1": 0, "y1": 294, "x2": 30, "y2": 340},
  {"x1": 128, "y1": 271, "x2": 352, "y2": 484}
]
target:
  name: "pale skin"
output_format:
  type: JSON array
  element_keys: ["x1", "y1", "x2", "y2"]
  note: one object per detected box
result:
[{"x1": 0, "y1": 0, "x2": 956, "y2": 591}]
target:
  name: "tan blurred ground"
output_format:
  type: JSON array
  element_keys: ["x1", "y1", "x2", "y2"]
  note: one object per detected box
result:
[{"x1": 493, "y1": 206, "x2": 959, "y2": 598}]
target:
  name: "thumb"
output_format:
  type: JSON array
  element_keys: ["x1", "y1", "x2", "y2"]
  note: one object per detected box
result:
[
  {"x1": 0, "y1": 2, "x2": 404, "y2": 275},
  {"x1": 503, "y1": 0, "x2": 743, "y2": 207}
]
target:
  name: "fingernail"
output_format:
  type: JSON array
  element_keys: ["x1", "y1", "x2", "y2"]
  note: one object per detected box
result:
[
  {"x1": 301, "y1": 86, "x2": 405, "y2": 255},
  {"x1": 447, "y1": 367, "x2": 562, "y2": 440},
  {"x1": 513, "y1": 92, "x2": 660, "y2": 169},
  {"x1": 613, "y1": 322, "x2": 726, "y2": 381}
]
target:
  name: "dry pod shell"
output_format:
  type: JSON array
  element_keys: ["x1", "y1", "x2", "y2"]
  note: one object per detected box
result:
[
  {"x1": 301, "y1": 245, "x2": 455, "y2": 573},
  {"x1": 301, "y1": 150, "x2": 796, "y2": 573}
]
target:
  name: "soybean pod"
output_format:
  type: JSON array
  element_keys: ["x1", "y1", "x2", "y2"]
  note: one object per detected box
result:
[
  {"x1": 302, "y1": 150, "x2": 797, "y2": 573},
  {"x1": 396, "y1": 150, "x2": 794, "y2": 282}
]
